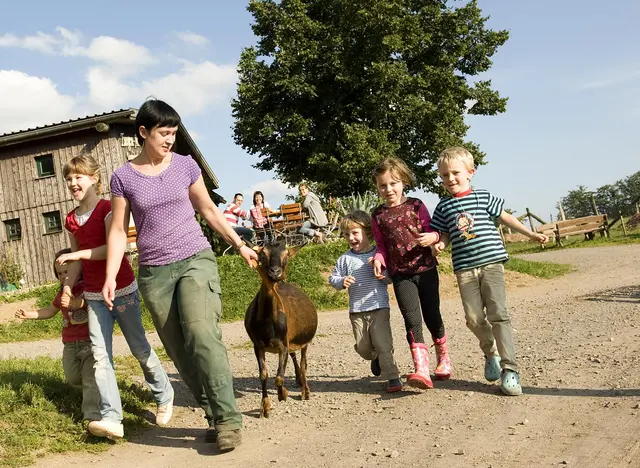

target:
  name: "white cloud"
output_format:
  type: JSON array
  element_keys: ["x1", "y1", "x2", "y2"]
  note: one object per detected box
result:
[
  {"x1": 176, "y1": 31, "x2": 210, "y2": 46},
  {"x1": 86, "y1": 60, "x2": 237, "y2": 114},
  {"x1": 0, "y1": 70, "x2": 77, "y2": 134},
  {"x1": 0, "y1": 27, "x2": 237, "y2": 134},
  {"x1": 84, "y1": 36, "x2": 156, "y2": 73},
  {"x1": 0, "y1": 31, "x2": 59, "y2": 54},
  {"x1": 0, "y1": 27, "x2": 156, "y2": 76},
  {"x1": 580, "y1": 69, "x2": 640, "y2": 91}
]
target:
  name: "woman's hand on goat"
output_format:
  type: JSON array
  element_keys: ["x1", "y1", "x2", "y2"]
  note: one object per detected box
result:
[
  {"x1": 240, "y1": 245, "x2": 258, "y2": 268},
  {"x1": 342, "y1": 276, "x2": 356, "y2": 289}
]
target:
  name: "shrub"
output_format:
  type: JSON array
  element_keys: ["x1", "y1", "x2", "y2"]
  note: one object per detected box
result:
[{"x1": 0, "y1": 248, "x2": 22, "y2": 290}]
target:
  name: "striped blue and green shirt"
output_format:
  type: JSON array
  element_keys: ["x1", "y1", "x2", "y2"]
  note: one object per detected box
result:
[
  {"x1": 430, "y1": 189, "x2": 508, "y2": 272},
  {"x1": 328, "y1": 247, "x2": 390, "y2": 313}
]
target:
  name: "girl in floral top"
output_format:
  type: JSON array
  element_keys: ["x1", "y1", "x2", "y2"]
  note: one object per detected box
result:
[{"x1": 371, "y1": 157, "x2": 452, "y2": 389}]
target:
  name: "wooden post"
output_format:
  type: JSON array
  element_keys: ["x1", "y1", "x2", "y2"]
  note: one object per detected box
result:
[
  {"x1": 558, "y1": 201, "x2": 566, "y2": 221},
  {"x1": 526, "y1": 207, "x2": 535, "y2": 232},
  {"x1": 590, "y1": 195, "x2": 599, "y2": 215},
  {"x1": 636, "y1": 202, "x2": 639, "y2": 214},
  {"x1": 620, "y1": 211, "x2": 627, "y2": 236},
  {"x1": 498, "y1": 224, "x2": 506, "y2": 244},
  {"x1": 549, "y1": 214, "x2": 553, "y2": 223}
]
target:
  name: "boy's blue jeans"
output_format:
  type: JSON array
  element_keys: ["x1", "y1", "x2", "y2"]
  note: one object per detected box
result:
[{"x1": 87, "y1": 292, "x2": 173, "y2": 423}]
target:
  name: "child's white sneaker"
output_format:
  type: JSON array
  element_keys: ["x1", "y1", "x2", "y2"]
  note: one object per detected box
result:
[{"x1": 156, "y1": 394, "x2": 174, "y2": 427}]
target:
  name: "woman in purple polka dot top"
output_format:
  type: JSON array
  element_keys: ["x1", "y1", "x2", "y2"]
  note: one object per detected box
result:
[{"x1": 102, "y1": 99, "x2": 256, "y2": 452}]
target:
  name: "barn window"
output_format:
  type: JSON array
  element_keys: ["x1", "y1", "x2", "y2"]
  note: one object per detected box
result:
[
  {"x1": 42, "y1": 211, "x2": 62, "y2": 234},
  {"x1": 3, "y1": 218, "x2": 21, "y2": 241},
  {"x1": 35, "y1": 154, "x2": 55, "y2": 177}
]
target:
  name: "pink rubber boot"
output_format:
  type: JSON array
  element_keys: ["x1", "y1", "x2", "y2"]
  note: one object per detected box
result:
[
  {"x1": 433, "y1": 334, "x2": 452, "y2": 380},
  {"x1": 406, "y1": 343, "x2": 433, "y2": 389}
]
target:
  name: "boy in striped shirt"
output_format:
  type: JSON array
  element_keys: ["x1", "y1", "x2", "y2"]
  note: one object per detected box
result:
[
  {"x1": 329, "y1": 210, "x2": 403, "y2": 393},
  {"x1": 430, "y1": 147, "x2": 548, "y2": 396}
]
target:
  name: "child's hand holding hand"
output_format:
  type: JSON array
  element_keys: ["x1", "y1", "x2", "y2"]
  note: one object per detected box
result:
[
  {"x1": 432, "y1": 241, "x2": 446, "y2": 256},
  {"x1": 371, "y1": 259, "x2": 385, "y2": 280},
  {"x1": 343, "y1": 276, "x2": 356, "y2": 289},
  {"x1": 417, "y1": 232, "x2": 439, "y2": 247},
  {"x1": 60, "y1": 285, "x2": 74, "y2": 309},
  {"x1": 15, "y1": 308, "x2": 37, "y2": 320}
]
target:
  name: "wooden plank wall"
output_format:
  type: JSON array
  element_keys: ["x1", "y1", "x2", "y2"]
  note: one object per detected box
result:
[{"x1": 0, "y1": 127, "x2": 130, "y2": 287}]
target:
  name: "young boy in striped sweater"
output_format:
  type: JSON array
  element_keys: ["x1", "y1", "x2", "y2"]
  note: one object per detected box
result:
[
  {"x1": 329, "y1": 210, "x2": 403, "y2": 393},
  {"x1": 430, "y1": 147, "x2": 548, "y2": 396}
]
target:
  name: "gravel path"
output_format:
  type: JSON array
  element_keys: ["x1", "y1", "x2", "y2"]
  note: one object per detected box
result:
[{"x1": 3, "y1": 244, "x2": 639, "y2": 468}]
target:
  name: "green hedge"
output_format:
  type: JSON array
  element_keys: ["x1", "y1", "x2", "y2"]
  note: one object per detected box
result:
[{"x1": 218, "y1": 241, "x2": 349, "y2": 321}]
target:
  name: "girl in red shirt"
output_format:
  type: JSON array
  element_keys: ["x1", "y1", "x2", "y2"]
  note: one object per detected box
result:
[{"x1": 58, "y1": 155, "x2": 173, "y2": 440}]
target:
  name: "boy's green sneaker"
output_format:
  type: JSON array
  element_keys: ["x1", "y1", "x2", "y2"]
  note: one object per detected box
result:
[
  {"x1": 500, "y1": 370, "x2": 522, "y2": 396},
  {"x1": 484, "y1": 355, "x2": 501, "y2": 382}
]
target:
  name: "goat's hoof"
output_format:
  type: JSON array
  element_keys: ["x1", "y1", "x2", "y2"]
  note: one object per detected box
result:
[
  {"x1": 277, "y1": 386, "x2": 288, "y2": 402},
  {"x1": 302, "y1": 387, "x2": 310, "y2": 400},
  {"x1": 260, "y1": 398, "x2": 271, "y2": 418}
]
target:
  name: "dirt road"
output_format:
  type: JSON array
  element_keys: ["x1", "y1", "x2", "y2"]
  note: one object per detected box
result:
[{"x1": 3, "y1": 244, "x2": 639, "y2": 468}]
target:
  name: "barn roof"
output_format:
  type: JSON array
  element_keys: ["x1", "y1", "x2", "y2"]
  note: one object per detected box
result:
[{"x1": 0, "y1": 109, "x2": 219, "y2": 187}]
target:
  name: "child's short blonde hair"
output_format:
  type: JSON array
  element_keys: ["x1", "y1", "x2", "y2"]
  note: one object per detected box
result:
[
  {"x1": 437, "y1": 147, "x2": 476, "y2": 171},
  {"x1": 371, "y1": 157, "x2": 416, "y2": 188},
  {"x1": 63, "y1": 155, "x2": 103, "y2": 195},
  {"x1": 339, "y1": 210, "x2": 373, "y2": 241}
]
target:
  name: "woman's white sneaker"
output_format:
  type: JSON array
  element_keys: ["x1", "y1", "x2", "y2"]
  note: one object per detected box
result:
[{"x1": 87, "y1": 420, "x2": 124, "y2": 440}]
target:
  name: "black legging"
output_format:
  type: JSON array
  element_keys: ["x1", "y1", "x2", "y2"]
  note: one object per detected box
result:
[{"x1": 392, "y1": 267, "x2": 445, "y2": 344}]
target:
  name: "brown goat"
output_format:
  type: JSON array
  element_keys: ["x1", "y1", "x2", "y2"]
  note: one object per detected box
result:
[{"x1": 244, "y1": 242, "x2": 318, "y2": 418}]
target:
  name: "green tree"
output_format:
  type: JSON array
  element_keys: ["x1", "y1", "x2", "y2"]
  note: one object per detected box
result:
[
  {"x1": 558, "y1": 186, "x2": 594, "y2": 219},
  {"x1": 233, "y1": 0, "x2": 509, "y2": 198},
  {"x1": 621, "y1": 171, "x2": 640, "y2": 213}
]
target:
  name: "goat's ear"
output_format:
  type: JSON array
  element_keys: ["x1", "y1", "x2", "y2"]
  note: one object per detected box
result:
[{"x1": 286, "y1": 244, "x2": 304, "y2": 257}]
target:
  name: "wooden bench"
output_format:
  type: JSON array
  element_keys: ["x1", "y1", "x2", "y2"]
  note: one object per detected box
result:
[
  {"x1": 536, "y1": 215, "x2": 609, "y2": 247},
  {"x1": 279, "y1": 203, "x2": 307, "y2": 231},
  {"x1": 264, "y1": 203, "x2": 308, "y2": 244},
  {"x1": 126, "y1": 225, "x2": 138, "y2": 252},
  {"x1": 535, "y1": 221, "x2": 557, "y2": 241}
]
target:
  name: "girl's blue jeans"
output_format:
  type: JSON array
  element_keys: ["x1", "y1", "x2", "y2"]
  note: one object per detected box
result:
[{"x1": 87, "y1": 292, "x2": 173, "y2": 423}]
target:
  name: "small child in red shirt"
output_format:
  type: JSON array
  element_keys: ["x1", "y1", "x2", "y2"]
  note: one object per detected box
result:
[{"x1": 15, "y1": 248, "x2": 100, "y2": 422}]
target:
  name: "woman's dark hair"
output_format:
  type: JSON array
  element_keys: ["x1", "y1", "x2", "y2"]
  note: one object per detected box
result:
[
  {"x1": 253, "y1": 191, "x2": 265, "y2": 206},
  {"x1": 135, "y1": 99, "x2": 181, "y2": 145}
]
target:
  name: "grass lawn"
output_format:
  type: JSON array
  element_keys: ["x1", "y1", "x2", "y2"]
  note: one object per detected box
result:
[{"x1": 0, "y1": 354, "x2": 162, "y2": 467}]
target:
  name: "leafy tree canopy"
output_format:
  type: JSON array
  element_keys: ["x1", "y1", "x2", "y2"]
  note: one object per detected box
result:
[
  {"x1": 558, "y1": 171, "x2": 640, "y2": 219},
  {"x1": 232, "y1": 0, "x2": 509, "y2": 198}
]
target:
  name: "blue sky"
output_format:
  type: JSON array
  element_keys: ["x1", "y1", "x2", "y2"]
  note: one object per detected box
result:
[{"x1": 1, "y1": 1, "x2": 638, "y2": 221}]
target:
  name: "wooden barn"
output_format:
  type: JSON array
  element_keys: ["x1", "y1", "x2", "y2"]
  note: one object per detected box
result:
[{"x1": 0, "y1": 109, "x2": 221, "y2": 288}]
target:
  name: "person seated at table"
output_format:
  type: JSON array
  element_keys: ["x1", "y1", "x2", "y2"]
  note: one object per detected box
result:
[
  {"x1": 249, "y1": 191, "x2": 272, "y2": 244},
  {"x1": 223, "y1": 193, "x2": 255, "y2": 243},
  {"x1": 298, "y1": 183, "x2": 328, "y2": 243}
]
